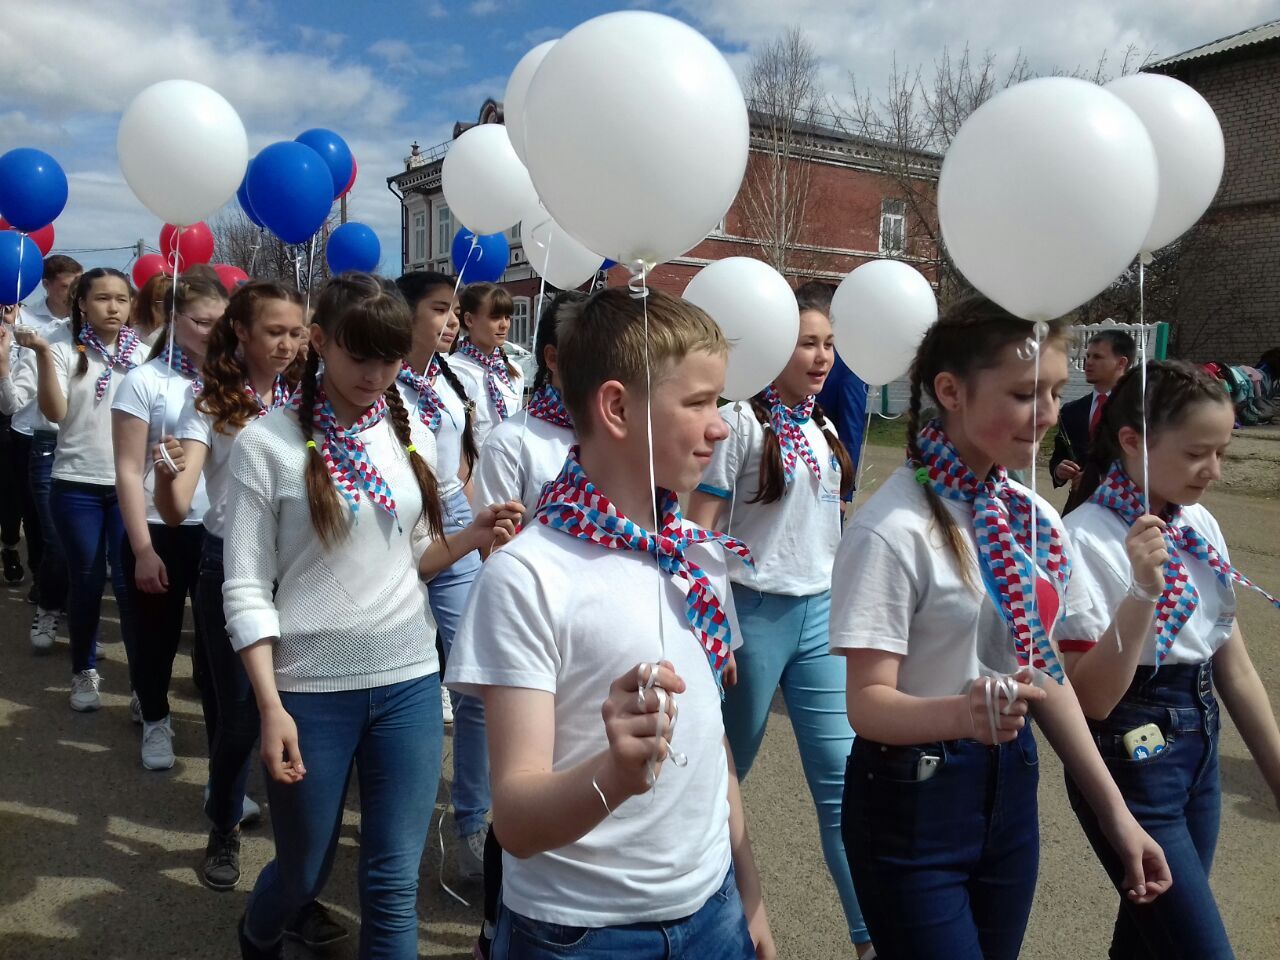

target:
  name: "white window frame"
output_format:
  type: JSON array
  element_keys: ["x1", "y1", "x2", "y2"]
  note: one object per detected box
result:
[
  {"x1": 511, "y1": 296, "x2": 532, "y2": 350},
  {"x1": 434, "y1": 201, "x2": 453, "y2": 259},
  {"x1": 879, "y1": 198, "x2": 906, "y2": 255},
  {"x1": 412, "y1": 211, "x2": 427, "y2": 263}
]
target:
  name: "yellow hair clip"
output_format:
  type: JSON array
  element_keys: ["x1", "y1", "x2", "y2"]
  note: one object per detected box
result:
[
  {"x1": 406, "y1": 444, "x2": 417, "y2": 454},
  {"x1": 306, "y1": 440, "x2": 316, "y2": 449}
]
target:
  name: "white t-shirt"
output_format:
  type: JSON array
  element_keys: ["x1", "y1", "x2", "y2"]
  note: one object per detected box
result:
[
  {"x1": 1060, "y1": 501, "x2": 1236, "y2": 665},
  {"x1": 112, "y1": 359, "x2": 209, "y2": 525},
  {"x1": 697, "y1": 400, "x2": 843, "y2": 596},
  {"x1": 174, "y1": 394, "x2": 244, "y2": 539},
  {"x1": 829, "y1": 466, "x2": 1087, "y2": 698},
  {"x1": 1, "y1": 307, "x2": 68, "y2": 435},
  {"x1": 446, "y1": 521, "x2": 738, "y2": 927},
  {"x1": 450, "y1": 348, "x2": 524, "y2": 451},
  {"x1": 473, "y1": 410, "x2": 574, "y2": 516},
  {"x1": 395, "y1": 356, "x2": 470, "y2": 500},
  {"x1": 48, "y1": 334, "x2": 133, "y2": 486}
]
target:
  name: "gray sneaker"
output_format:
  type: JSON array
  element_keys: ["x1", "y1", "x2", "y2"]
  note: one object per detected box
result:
[
  {"x1": 30, "y1": 608, "x2": 57, "y2": 653},
  {"x1": 69, "y1": 669, "x2": 101, "y2": 712},
  {"x1": 129, "y1": 691, "x2": 142, "y2": 724},
  {"x1": 458, "y1": 828, "x2": 487, "y2": 880},
  {"x1": 141, "y1": 716, "x2": 175, "y2": 770},
  {"x1": 201, "y1": 827, "x2": 241, "y2": 891}
]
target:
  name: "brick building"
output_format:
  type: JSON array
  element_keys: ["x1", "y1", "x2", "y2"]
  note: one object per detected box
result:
[
  {"x1": 388, "y1": 99, "x2": 939, "y2": 351},
  {"x1": 1146, "y1": 20, "x2": 1280, "y2": 363}
]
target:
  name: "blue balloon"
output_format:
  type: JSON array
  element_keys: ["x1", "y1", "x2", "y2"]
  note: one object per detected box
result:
[
  {"x1": 601, "y1": 259, "x2": 617, "y2": 270},
  {"x1": 451, "y1": 228, "x2": 509, "y2": 284},
  {"x1": 295, "y1": 128, "x2": 354, "y2": 201},
  {"x1": 0, "y1": 232, "x2": 44, "y2": 303},
  {"x1": 246, "y1": 141, "x2": 334, "y2": 245},
  {"x1": 0, "y1": 148, "x2": 68, "y2": 233},
  {"x1": 326, "y1": 222, "x2": 381, "y2": 274},
  {"x1": 237, "y1": 172, "x2": 264, "y2": 229}
]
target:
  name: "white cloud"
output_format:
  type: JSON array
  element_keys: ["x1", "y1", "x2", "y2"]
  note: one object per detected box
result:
[
  {"x1": 296, "y1": 25, "x2": 347, "y2": 53},
  {"x1": 369, "y1": 38, "x2": 415, "y2": 64},
  {"x1": 469, "y1": 0, "x2": 500, "y2": 15},
  {"x1": 423, "y1": 0, "x2": 448, "y2": 18}
]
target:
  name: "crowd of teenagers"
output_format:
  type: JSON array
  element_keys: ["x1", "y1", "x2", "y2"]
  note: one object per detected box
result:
[{"x1": 1, "y1": 253, "x2": 1278, "y2": 960}]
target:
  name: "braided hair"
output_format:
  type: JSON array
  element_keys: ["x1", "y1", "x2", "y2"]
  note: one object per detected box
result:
[{"x1": 744, "y1": 395, "x2": 853, "y2": 504}]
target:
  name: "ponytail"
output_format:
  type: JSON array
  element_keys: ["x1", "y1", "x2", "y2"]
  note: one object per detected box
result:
[
  {"x1": 383, "y1": 384, "x2": 445, "y2": 541},
  {"x1": 297, "y1": 349, "x2": 347, "y2": 547},
  {"x1": 744, "y1": 395, "x2": 854, "y2": 505},
  {"x1": 433, "y1": 354, "x2": 478, "y2": 479}
]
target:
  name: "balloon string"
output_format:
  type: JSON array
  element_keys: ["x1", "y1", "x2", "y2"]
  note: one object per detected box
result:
[
  {"x1": 1138, "y1": 255, "x2": 1150, "y2": 515},
  {"x1": 305, "y1": 235, "x2": 317, "y2": 318},
  {"x1": 249, "y1": 228, "x2": 263, "y2": 277},
  {"x1": 155, "y1": 234, "x2": 183, "y2": 474},
  {"x1": 15, "y1": 230, "x2": 24, "y2": 305}
]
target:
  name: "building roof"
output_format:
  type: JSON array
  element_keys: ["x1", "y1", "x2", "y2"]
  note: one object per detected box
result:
[{"x1": 1147, "y1": 18, "x2": 1280, "y2": 71}]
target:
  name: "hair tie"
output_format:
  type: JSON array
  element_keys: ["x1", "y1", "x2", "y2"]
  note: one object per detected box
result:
[
  {"x1": 306, "y1": 440, "x2": 316, "y2": 450},
  {"x1": 915, "y1": 466, "x2": 930, "y2": 486},
  {"x1": 406, "y1": 444, "x2": 416, "y2": 454}
]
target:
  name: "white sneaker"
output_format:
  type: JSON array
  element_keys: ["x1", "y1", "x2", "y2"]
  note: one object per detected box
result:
[
  {"x1": 442, "y1": 686, "x2": 454, "y2": 725},
  {"x1": 129, "y1": 691, "x2": 142, "y2": 724},
  {"x1": 70, "y1": 669, "x2": 101, "y2": 712},
  {"x1": 30, "y1": 608, "x2": 57, "y2": 653},
  {"x1": 458, "y1": 828, "x2": 486, "y2": 880},
  {"x1": 141, "y1": 716, "x2": 175, "y2": 770}
]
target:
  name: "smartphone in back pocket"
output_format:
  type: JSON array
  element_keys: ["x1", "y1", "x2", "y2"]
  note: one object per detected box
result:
[{"x1": 1122, "y1": 723, "x2": 1167, "y2": 760}]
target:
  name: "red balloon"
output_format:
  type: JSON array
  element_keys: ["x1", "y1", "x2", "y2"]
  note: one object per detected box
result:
[
  {"x1": 133, "y1": 253, "x2": 168, "y2": 289},
  {"x1": 213, "y1": 263, "x2": 249, "y2": 290},
  {"x1": 0, "y1": 218, "x2": 55, "y2": 256},
  {"x1": 159, "y1": 221, "x2": 215, "y2": 269},
  {"x1": 338, "y1": 157, "x2": 358, "y2": 198}
]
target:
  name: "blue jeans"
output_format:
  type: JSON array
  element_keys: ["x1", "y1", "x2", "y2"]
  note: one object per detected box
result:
[
  {"x1": 51, "y1": 480, "x2": 139, "y2": 676},
  {"x1": 723, "y1": 585, "x2": 866, "y2": 945},
  {"x1": 1066, "y1": 662, "x2": 1232, "y2": 960},
  {"x1": 842, "y1": 725, "x2": 1041, "y2": 960},
  {"x1": 245, "y1": 673, "x2": 443, "y2": 958},
  {"x1": 27, "y1": 431, "x2": 66, "y2": 610},
  {"x1": 493, "y1": 864, "x2": 754, "y2": 959},
  {"x1": 429, "y1": 486, "x2": 487, "y2": 837}
]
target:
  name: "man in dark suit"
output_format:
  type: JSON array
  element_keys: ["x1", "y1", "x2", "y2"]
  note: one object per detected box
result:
[{"x1": 1051, "y1": 329, "x2": 1136, "y2": 513}]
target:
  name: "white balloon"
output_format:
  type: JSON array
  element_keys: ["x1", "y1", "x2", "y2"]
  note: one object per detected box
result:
[
  {"x1": 831, "y1": 260, "x2": 938, "y2": 385},
  {"x1": 117, "y1": 79, "x2": 248, "y2": 226},
  {"x1": 504, "y1": 40, "x2": 556, "y2": 166},
  {"x1": 1104, "y1": 73, "x2": 1224, "y2": 254},
  {"x1": 683, "y1": 257, "x2": 799, "y2": 401},
  {"x1": 521, "y1": 204, "x2": 604, "y2": 289},
  {"x1": 442, "y1": 123, "x2": 539, "y2": 235},
  {"x1": 938, "y1": 77, "x2": 1158, "y2": 321},
  {"x1": 523, "y1": 11, "x2": 749, "y2": 269}
]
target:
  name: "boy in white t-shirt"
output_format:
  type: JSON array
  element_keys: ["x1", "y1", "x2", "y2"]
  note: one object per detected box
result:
[{"x1": 447, "y1": 288, "x2": 773, "y2": 959}]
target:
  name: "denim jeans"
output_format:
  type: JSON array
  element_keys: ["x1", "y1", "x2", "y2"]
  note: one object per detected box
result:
[
  {"x1": 1066, "y1": 661, "x2": 1232, "y2": 960},
  {"x1": 51, "y1": 480, "x2": 139, "y2": 676},
  {"x1": 723, "y1": 584, "x2": 866, "y2": 945},
  {"x1": 244, "y1": 673, "x2": 443, "y2": 958},
  {"x1": 428, "y1": 486, "x2": 487, "y2": 837},
  {"x1": 493, "y1": 863, "x2": 754, "y2": 960},
  {"x1": 27, "y1": 431, "x2": 66, "y2": 611},
  {"x1": 842, "y1": 724, "x2": 1041, "y2": 960}
]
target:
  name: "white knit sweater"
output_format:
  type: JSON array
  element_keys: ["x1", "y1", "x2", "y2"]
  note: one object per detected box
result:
[{"x1": 222, "y1": 405, "x2": 440, "y2": 693}]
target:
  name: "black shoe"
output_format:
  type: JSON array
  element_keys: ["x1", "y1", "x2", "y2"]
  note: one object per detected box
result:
[
  {"x1": 201, "y1": 827, "x2": 241, "y2": 891},
  {"x1": 284, "y1": 900, "x2": 349, "y2": 949},
  {"x1": 238, "y1": 915, "x2": 283, "y2": 960},
  {"x1": 2, "y1": 548, "x2": 23, "y2": 584},
  {"x1": 25, "y1": 584, "x2": 38, "y2": 604}
]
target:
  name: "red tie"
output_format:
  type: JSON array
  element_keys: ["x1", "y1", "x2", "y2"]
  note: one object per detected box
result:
[{"x1": 1089, "y1": 393, "x2": 1107, "y2": 438}]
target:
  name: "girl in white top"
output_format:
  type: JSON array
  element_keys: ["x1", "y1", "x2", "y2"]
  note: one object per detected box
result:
[
  {"x1": 226, "y1": 273, "x2": 519, "y2": 958},
  {"x1": 828, "y1": 296, "x2": 1171, "y2": 960},
  {"x1": 113, "y1": 272, "x2": 224, "y2": 772},
  {"x1": 1059, "y1": 360, "x2": 1280, "y2": 959},
  {"x1": 474, "y1": 289, "x2": 585, "y2": 517},
  {"x1": 17, "y1": 268, "x2": 145, "y2": 713},
  {"x1": 450, "y1": 282, "x2": 524, "y2": 450},
  {"x1": 687, "y1": 282, "x2": 867, "y2": 954}
]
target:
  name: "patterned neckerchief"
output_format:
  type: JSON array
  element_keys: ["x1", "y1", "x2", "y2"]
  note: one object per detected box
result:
[
  {"x1": 159, "y1": 338, "x2": 203, "y2": 395},
  {"x1": 293, "y1": 380, "x2": 399, "y2": 526},
  {"x1": 535, "y1": 446, "x2": 753, "y2": 686},
  {"x1": 396, "y1": 358, "x2": 445, "y2": 433},
  {"x1": 245, "y1": 375, "x2": 291, "y2": 418},
  {"x1": 916, "y1": 420, "x2": 1070, "y2": 683},
  {"x1": 78, "y1": 324, "x2": 142, "y2": 400},
  {"x1": 760, "y1": 384, "x2": 820, "y2": 484},
  {"x1": 526, "y1": 383, "x2": 573, "y2": 430},
  {"x1": 1090, "y1": 461, "x2": 1277, "y2": 666},
  {"x1": 460, "y1": 340, "x2": 513, "y2": 421}
]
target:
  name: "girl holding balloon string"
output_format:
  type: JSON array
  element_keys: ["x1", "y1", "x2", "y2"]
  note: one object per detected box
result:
[
  {"x1": 1057, "y1": 360, "x2": 1280, "y2": 960},
  {"x1": 687, "y1": 280, "x2": 869, "y2": 956},
  {"x1": 450, "y1": 282, "x2": 524, "y2": 452},
  {"x1": 826, "y1": 296, "x2": 1172, "y2": 960}
]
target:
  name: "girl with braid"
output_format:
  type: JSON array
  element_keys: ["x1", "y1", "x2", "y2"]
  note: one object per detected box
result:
[
  {"x1": 1059, "y1": 360, "x2": 1280, "y2": 959},
  {"x1": 450, "y1": 282, "x2": 524, "y2": 450},
  {"x1": 827, "y1": 296, "x2": 1170, "y2": 960},
  {"x1": 687, "y1": 283, "x2": 867, "y2": 956},
  {"x1": 223, "y1": 273, "x2": 520, "y2": 959}
]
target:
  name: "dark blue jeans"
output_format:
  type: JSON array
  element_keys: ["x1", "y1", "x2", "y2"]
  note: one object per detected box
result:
[
  {"x1": 244, "y1": 673, "x2": 443, "y2": 958},
  {"x1": 27, "y1": 431, "x2": 66, "y2": 611},
  {"x1": 493, "y1": 864, "x2": 754, "y2": 959},
  {"x1": 1066, "y1": 662, "x2": 1232, "y2": 960},
  {"x1": 842, "y1": 724, "x2": 1041, "y2": 960},
  {"x1": 50, "y1": 480, "x2": 139, "y2": 676}
]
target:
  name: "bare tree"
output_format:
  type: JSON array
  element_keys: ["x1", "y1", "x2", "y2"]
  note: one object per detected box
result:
[
  {"x1": 209, "y1": 210, "x2": 333, "y2": 290},
  {"x1": 738, "y1": 27, "x2": 824, "y2": 276}
]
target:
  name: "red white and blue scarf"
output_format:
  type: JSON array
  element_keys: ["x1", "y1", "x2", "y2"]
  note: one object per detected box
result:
[
  {"x1": 536, "y1": 446, "x2": 753, "y2": 685},
  {"x1": 245, "y1": 375, "x2": 291, "y2": 417},
  {"x1": 526, "y1": 383, "x2": 573, "y2": 430},
  {"x1": 160, "y1": 338, "x2": 203, "y2": 395},
  {"x1": 916, "y1": 421, "x2": 1070, "y2": 682},
  {"x1": 761, "y1": 384, "x2": 820, "y2": 485},
  {"x1": 79, "y1": 324, "x2": 142, "y2": 401},
  {"x1": 1090, "y1": 462, "x2": 1277, "y2": 666},
  {"x1": 460, "y1": 340, "x2": 513, "y2": 422},
  {"x1": 293, "y1": 381, "x2": 399, "y2": 526},
  {"x1": 396, "y1": 358, "x2": 445, "y2": 433}
]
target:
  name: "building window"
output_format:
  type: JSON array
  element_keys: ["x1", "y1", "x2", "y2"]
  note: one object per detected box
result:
[
  {"x1": 510, "y1": 221, "x2": 521, "y2": 241},
  {"x1": 412, "y1": 212, "x2": 427, "y2": 264},
  {"x1": 511, "y1": 297, "x2": 532, "y2": 349},
  {"x1": 879, "y1": 199, "x2": 906, "y2": 254},
  {"x1": 434, "y1": 202, "x2": 453, "y2": 259}
]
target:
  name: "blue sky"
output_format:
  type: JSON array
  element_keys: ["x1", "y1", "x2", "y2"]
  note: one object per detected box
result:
[{"x1": 1, "y1": 0, "x2": 1276, "y2": 288}]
